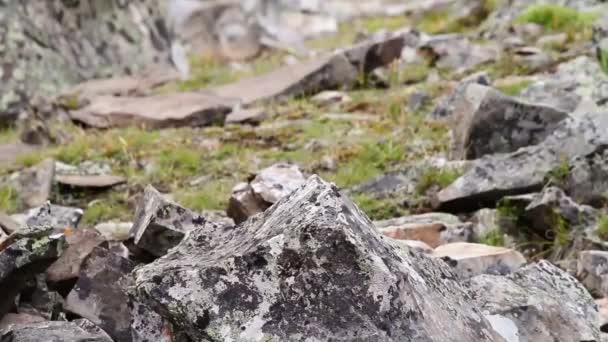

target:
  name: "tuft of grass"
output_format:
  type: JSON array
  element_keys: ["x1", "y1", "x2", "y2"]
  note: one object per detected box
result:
[
  {"x1": 0, "y1": 127, "x2": 17, "y2": 144},
  {"x1": 351, "y1": 193, "x2": 407, "y2": 221},
  {"x1": 155, "y1": 148, "x2": 202, "y2": 183},
  {"x1": 546, "y1": 158, "x2": 570, "y2": 186},
  {"x1": 360, "y1": 16, "x2": 409, "y2": 32},
  {"x1": 0, "y1": 185, "x2": 18, "y2": 213},
  {"x1": 597, "y1": 215, "x2": 608, "y2": 240},
  {"x1": 496, "y1": 80, "x2": 532, "y2": 96},
  {"x1": 600, "y1": 41, "x2": 608, "y2": 75},
  {"x1": 516, "y1": 5, "x2": 599, "y2": 33},
  {"x1": 479, "y1": 229, "x2": 505, "y2": 247},
  {"x1": 16, "y1": 152, "x2": 45, "y2": 168},
  {"x1": 416, "y1": 167, "x2": 463, "y2": 194},
  {"x1": 175, "y1": 181, "x2": 231, "y2": 212},
  {"x1": 81, "y1": 194, "x2": 130, "y2": 226}
]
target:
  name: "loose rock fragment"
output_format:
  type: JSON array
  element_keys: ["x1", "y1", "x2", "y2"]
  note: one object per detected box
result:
[
  {"x1": 130, "y1": 186, "x2": 226, "y2": 257},
  {"x1": 0, "y1": 320, "x2": 113, "y2": 342},
  {"x1": 578, "y1": 250, "x2": 608, "y2": 297},
  {"x1": 13, "y1": 159, "x2": 55, "y2": 209},
  {"x1": 433, "y1": 242, "x2": 526, "y2": 279},
  {"x1": 46, "y1": 229, "x2": 106, "y2": 284},
  {"x1": 65, "y1": 247, "x2": 135, "y2": 342}
]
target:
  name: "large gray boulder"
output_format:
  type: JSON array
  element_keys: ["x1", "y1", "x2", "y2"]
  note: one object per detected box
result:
[
  {"x1": 0, "y1": 0, "x2": 173, "y2": 126},
  {"x1": 468, "y1": 260, "x2": 600, "y2": 342},
  {"x1": 437, "y1": 112, "x2": 608, "y2": 211},
  {"x1": 0, "y1": 319, "x2": 113, "y2": 342},
  {"x1": 442, "y1": 83, "x2": 568, "y2": 159},
  {"x1": 130, "y1": 176, "x2": 504, "y2": 341}
]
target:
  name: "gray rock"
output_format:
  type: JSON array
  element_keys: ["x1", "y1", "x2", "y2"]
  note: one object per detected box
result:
[
  {"x1": 0, "y1": 319, "x2": 113, "y2": 342},
  {"x1": 471, "y1": 208, "x2": 500, "y2": 242},
  {"x1": 129, "y1": 301, "x2": 177, "y2": 342},
  {"x1": 130, "y1": 185, "x2": 225, "y2": 257},
  {"x1": 468, "y1": 260, "x2": 600, "y2": 342},
  {"x1": 0, "y1": 0, "x2": 172, "y2": 122},
  {"x1": 12, "y1": 159, "x2": 55, "y2": 209},
  {"x1": 437, "y1": 112, "x2": 608, "y2": 211},
  {"x1": 444, "y1": 83, "x2": 568, "y2": 159},
  {"x1": 11, "y1": 204, "x2": 83, "y2": 234},
  {"x1": 227, "y1": 163, "x2": 306, "y2": 223},
  {"x1": 433, "y1": 242, "x2": 526, "y2": 279},
  {"x1": 560, "y1": 148, "x2": 608, "y2": 206},
  {"x1": 0, "y1": 313, "x2": 46, "y2": 331},
  {"x1": 418, "y1": 34, "x2": 498, "y2": 73},
  {"x1": 66, "y1": 246, "x2": 135, "y2": 342},
  {"x1": 0, "y1": 229, "x2": 65, "y2": 318},
  {"x1": 578, "y1": 250, "x2": 608, "y2": 297},
  {"x1": 0, "y1": 213, "x2": 19, "y2": 235},
  {"x1": 95, "y1": 221, "x2": 133, "y2": 242},
  {"x1": 407, "y1": 91, "x2": 430, "y2": 112},
  {"x1": 46, "y1": 229, "x2": 106, "y2": 284},
  {"x1": 431, "y1": 72, "x2": 492, "y2": 121},
  {"x1": 130, "y1": 176, "x2": 504, "y2": 341},
  {"x1": 521, "y1": 56, "x2": 608, "y2": 114},
  {"x1": 225, "y1": 107, "x2": 268, "y2": 125},
  {"x1": 375, "y1": 213, "x2": 472, "y2": 248}
]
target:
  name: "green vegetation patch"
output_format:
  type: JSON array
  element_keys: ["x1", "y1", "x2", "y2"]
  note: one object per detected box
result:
[
  {"x1": 351, "y1": 193, "x2": 407, "y2": 221},
  {"x1": 0, "y1": 185, "x2": 18, "y2": 213},
  {"x1": 416, "y1": 167, "x2": 462, "y2": 195},
  {"x1": 516, "y1": 5, "x2": 599, "y2": 32}
]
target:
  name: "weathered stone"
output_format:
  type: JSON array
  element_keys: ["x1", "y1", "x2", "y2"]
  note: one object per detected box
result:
[
  {"x1": 407, "y1": 91, "x2": 430, "y2": 112},
  {"x1": 433, "y1": 242, "x2": 526, "y2": 279},
  {"x1": 561, "y1": 147, "x2": 608, "y2": 206},
  {"x1": 443, "y1": 83, "x2": 568, "y2": 159},
  {"x1": 130, "y1": 176, "x2": 503, "y2": 341},
  {"x1": 11, "y1": 204, "x2": 83, "y2": 234},
  {"x1": 0, "y1": 313, "x2": 45, "y2": 331},
  {"x1": 0, "y1": 142, "x2": 40, "y2": 169},
  {"x1": 578, "y1": 250, "x2": 608, "y2": 297},
  {"x1": 0, "y1": 319, "x2": 113, "y2": 342},
  {"x1": 471, "y1": 208, "x2": 500, "y2": 242},
  {"x1": 375, "y1": 213, "x2": 472, "y2": 248},
  {"x1": 0, "y1": 0, "x2": 173, "y2": 122},
  {"x1": 386, "y1": 238, "x2": 434, "y2": 254},
  {"x1": 129, "y1": 301, "x2": 180, "y2": 342},
  {"x1": 211, "y1": 32, "x2": 413, "y2": 105},
  {"x1": 418, "y1": 34, "x2": 498, "y2": 73},
  {"x1": 468, "y1": 260, "x2": 600, "y2": 341},
  {"x1": 13, "y1": 159, "x2": 55, "y2": 209},
  {"x1": 0, "y1": 230, "x2": 64, "y2": 318},
  {"x1": 227, "y1": 163, "x2": 306, "y2": 223},
  {"x1": 130, "y1": 185, "x2": 226, "y2": 257},
  {"x1": 431, "y1": 71, "x2": 492, "y2": 121},
  {"x1": 521, "y1": 56, "x2": 608, "y2": 114},
  {"x1": 70, "y1": 92, "x2": 235, "y2": 129},
  {"x1": 56, "y1": 175, "x2": 127, "y2": 189},
  {"x1": 46, "y1": 229, "x2": 106, "y2": 284},
  {"x1": 225, "y1": 107, "x2": 268, "y2": 125},
  {"x1": 66, "y1": 246, "x2": 135, "y2": 342},
  {"x1": 311, "y1": 91, "x2": 352, "y2": 106},
  {"x1": 437, "y1": 112, "x2": 608, "y2": 211},
  {"x1": 596, "y1": 297, "x2": 608, "y2": 333}
]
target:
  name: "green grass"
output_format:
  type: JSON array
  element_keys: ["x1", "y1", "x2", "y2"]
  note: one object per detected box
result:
[
  {"x1": 351, "y1": 193, "x2": 407, "y2": 221},
  {"x1": 15, "y1": 152, "x2": 45, "y2": 168},
  {"x1": 600, "y1": 42, "x2": 608, "y2": 75},
  {"x1": 175, "y1": 181, "x2": 232, "y2": 212},
  {"x1": 516, "y1": 5, "x2": 599, "y2": 32},
  {"x1": 0, "y1": 127, "x2": 17, "y2": 144},
  {"x1": 597, "y1": 215, "x2": 608, "y2": 239},
  {"x1": 416, "y1": 167, "x2": 463, "y2": 194},
  {"x1": 479, "y1": 229, "x2": 505, "y2": 247},
  {"x1": 81, "y1": 193, "x2": 130, "y2": 226},
  {"x1": 546, "y1": 158, "x2": 570, "y2": 186},
  {"x1": 0, "y1": 185, "x2": 18, "y2": 213},
  {"x1": 496, "y1": 80, "x2": 532, "y2": 96}
]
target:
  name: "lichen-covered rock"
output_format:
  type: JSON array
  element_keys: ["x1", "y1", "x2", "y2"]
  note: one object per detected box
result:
[
  {"x1": 130, "y1": 185, "x2": 231, "y2": 257},
  {"x1": 0, "y1": 229, "x2": 65, "y2": 318},
  {"x1": 11, "y1": 159, "x2": 55, "y2": 209},
  {"x1": 578, "y1": 250, "x2": 608, "y2": 297},
  {"x1": 468, "y1": 260, "x2": 600, "y2": 341},
  {"x1": 438, "y1": 112, "x2": 608, "y2": 211},
  {"x1": 0, "y1": 319, "x2": 113, "y2": 342},
  {"x1": 65, "y1": 246, "x2": 135, "y2": 342},
  {"x1": 432, "y1": 242, "x2": 526, "y2": 279},
  {"x1": 442, "y1": 83, "x2": 568, "y2": 159},
  {"x1": 0, "y1": 0, "x2": 172, "y2": 123},
  {"x1": 11, "y1": 204, "x2": 83, "y2": 234},
  {"x1": 227, "y1": 163, "x2": 306, "y2": 223},
  {"x1": 130, "y1": 176, "x2": 504, "y2": 341},
  {"x1": 375, "y1": 213, "x2": 472, "y2": 248}
]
